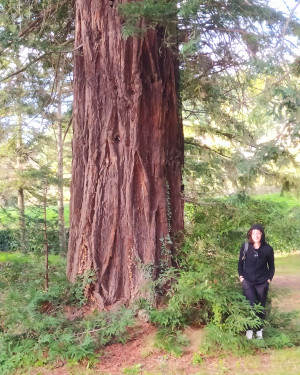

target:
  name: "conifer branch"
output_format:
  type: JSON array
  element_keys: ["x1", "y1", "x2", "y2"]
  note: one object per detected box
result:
[
  {"x1": 184, "y1": 140, "x2": 232, "y2": 159},
  {"x1": 0, "y1": 53, "x2": 50, "y2": 83},
  {"x1": 63, "y1": 115, "x2": 73, "y2": 143},
  {"x1": 0, "y1": 43, "x2": 80, "y2": 83},
  {"x1": 18, "y1": 1, "x2": 69, "y2": 38},
  {"x1": 280, "y1": 0, "x2": 300, "y2": 41}
]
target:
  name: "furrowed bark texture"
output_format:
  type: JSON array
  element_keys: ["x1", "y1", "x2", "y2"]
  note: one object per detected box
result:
[{"x1": 67, "y1": 0, "x2": 184, "y2": 309}]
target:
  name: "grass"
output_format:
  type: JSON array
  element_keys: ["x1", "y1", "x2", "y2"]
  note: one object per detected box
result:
[
  {"x1": 187, "y1": 347, "x2": 300, "y2": 375},
  {"x1": 0, "y1": 251, "x2": 31, "y2": 263},
  {"x1": 0, "y1": 205, "x2": 70, "y2": 229},
  {"x1": 269, "y1": 347, "x2": 300, "y2": 374},
  {"x1": 0, "y1": 251, "x2": 63, "y2": 264},
  {"x1": 271, "y1": 253, "x2": 300, "y2": 321},
  {"x1": 116, "y1": 347, "x2": 300, "y2": 375},
  {"x1": 274, "y1": 253, "x2": 300, "y2": 276},
  {"x1": 252, "y1": 193, "x2": 300, "y2": 209}
]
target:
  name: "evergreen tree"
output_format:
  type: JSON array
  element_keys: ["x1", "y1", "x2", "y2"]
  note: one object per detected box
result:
[
  {"x1": 1, "y1": 0, "x2": 299, "y2": 308},
  {"x1": 66, "y1": 0, "x2": 299, "y2": 308},
  {"x1": 0, "y1": 0, "x2": 73, "y2": 252}
]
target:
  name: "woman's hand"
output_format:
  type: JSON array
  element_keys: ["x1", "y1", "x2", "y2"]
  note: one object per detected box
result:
[
  {"x1": 239, "y1": 276, "x2": 244, "y2": 282},
  {"x1": 268, "y1": 279, "x2": 271, "y2": 283}
]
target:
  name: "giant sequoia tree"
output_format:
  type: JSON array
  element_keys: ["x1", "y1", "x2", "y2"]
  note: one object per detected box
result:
[
  {"x1": 2, "y1": 0, "x2": 295, "y2": 309},
  {"x1": 66, "y1": 1, "x2": 184, "y2": 309},
  {"x1": 66, "y1": 0, "x2": 300, "y2": 309}
]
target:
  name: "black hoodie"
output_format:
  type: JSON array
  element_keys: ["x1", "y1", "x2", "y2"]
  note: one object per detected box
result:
[{"x1": 238, "y1": 225, "x2": 275, "y2": 284}]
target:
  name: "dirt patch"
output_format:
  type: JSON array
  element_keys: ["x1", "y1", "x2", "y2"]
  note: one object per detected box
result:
[
  {"x1": 98, "y1": 322, "x2": 157, "y2": 374},
  {"x1": 271, "y1": 275, "x2": 300, "y2": 313},
  {"x1": 92, "y1": 324, "x2": 206, "y2": 375},
  {"x1": 272, "y1": 275, "x2": 300, "y2": 289},
  {"x1": 97, "y1": 329, "x2": 203, "y2": 375}
]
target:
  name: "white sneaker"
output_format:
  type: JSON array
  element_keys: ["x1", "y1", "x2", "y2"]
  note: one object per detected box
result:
[
  {"x1": 246, "y1": 330, "x2": 253, "y2": 339},
  {"x1": 256, "y1": 329, "x2": 263, "y2": 339}
]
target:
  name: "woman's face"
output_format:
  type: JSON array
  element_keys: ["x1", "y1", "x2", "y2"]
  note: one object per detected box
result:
[{"x1": 251, "y1": 229, "x2": 262, "y2": 245}]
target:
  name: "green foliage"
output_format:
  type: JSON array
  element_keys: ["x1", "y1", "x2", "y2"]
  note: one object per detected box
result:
[
  {"x1": 154, "y1": 328, "x2": 189, "y2": 357},
  {"x1": 192, "y1": 352, "x2": 203, "y2": 365},
  {"x1": 0, "y1": 255, "x2": 135, "y2": 374},
  {"x1": 150, "y1": 193, "x2": 300, "y2": 355},
  {"x1": 202, "y1": 304, "x2": 300, "y2": 354},
  {"x1": 123, "y1": 363, "x2": 142, "y2": 374},
  {"x1": 118, "y1": 0, "x2": 177, "y2": 38},
  {"x1": 0, "y1": 228, "x2": 19, "y2": 251},
  {"x1": 0, "y1": 205, "x2": 70, "y2": 253},
  {"x1": 0, "y1": 219, "x2": 61, "y2": 254},
  {"x1": 151, "y1": 239, "x2": 261, "y2": 331},
  {"x1": 185, "y1": 193, "x2": 300, "y2": 252}
]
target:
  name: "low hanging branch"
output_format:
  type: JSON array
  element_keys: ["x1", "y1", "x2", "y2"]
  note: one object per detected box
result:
[
  {"x1": 18, "y1": 1, "x2": 70, "y2": 38},
  {"x1": 0, "y1": 53, "x2": 50, "y2": 83},
  {"x1": 0, "y1": 42, "x2": 79, "y2": 84},
  {"x1": 280, "y1": 0, "x2": 300, "y2": 41},
  {"x1": 184, "y1": 139, "x2": 232, "y2": 160},
  {"x1": 63, "y1": 115, "x2": 73, "y2": 143},
  {"x1": 184, "y1": 196, "x2": 239, "y2": 209}
]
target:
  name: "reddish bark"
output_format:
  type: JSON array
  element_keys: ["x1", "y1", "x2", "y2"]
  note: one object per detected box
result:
[{"x1": 67, "y1": 0, "x2": 184, "y2": 309}]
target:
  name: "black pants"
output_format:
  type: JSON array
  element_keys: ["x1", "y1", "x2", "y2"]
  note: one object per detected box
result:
[{"x1": 242, "y1": 279, "x2": 269, "y2": 330}]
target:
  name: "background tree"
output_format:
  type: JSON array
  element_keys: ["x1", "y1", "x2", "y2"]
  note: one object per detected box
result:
[
  {"x1": 41, "y1": 53, "x2": 73, "y2": 256},
  {"x1": 0, "y1": 0, "x2": 73, "y2": 253},
  {"x1": 0, "y1": 56, "x2": 42, "y2": 252},
  {"x1": 183, "y1": 64, "x2": 300, "y2": 199}
]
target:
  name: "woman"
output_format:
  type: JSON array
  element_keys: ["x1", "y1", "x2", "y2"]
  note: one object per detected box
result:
[{"x1": 238, "y1": 224, "x2": 275, "y2": 339}]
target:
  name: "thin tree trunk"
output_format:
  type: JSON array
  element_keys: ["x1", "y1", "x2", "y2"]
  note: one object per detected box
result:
[
  {"x1": 44, "y1": 184, "x2": 49, "y2": 291},
  {"x1": 17, "y1": 187, "x2": 26, "y2": 253},
  {"x1": 16, "y1": 118, "x2": 27, "y2": 253},
  {"x1": 67, "y1": 0, "x2": 184, "y2": 309},
  {"x1": 56, "y1": 81, "x2": 67, "y2": 255}
]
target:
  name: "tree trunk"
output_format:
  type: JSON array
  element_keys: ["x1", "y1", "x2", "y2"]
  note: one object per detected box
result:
[
  {"x1": 17, "y1": 187, "x2": 27, "y2": 253},
  {"x1": 17, "y1": 118, "x2": 27, "y2": 253},
  {"x1": 43, "y1": 184, "x2": 49, "y2": 291},
  {"x1": 67, "y1": 0, "x2": 184, "y2": 309},
  {"x1": 56, "y1": 80, "x2": 67, "y2": 255}
]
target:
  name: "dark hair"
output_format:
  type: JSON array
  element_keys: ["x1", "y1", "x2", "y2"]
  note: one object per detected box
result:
[{"x1": 247, "y1": 224, "x2": 266, "y2": 244}]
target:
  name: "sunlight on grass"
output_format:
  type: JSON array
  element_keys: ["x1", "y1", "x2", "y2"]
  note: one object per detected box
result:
[
  {"x1": 252, "y1": 193, "x2": 300, "y2": 210},
  {"x1": 190, "y1": 348, "x2": 300, "y2": 375},
  {"x1": 0, "y1": 251, "x2": 64, "y2": 265},
  {"x1": 270, "y1": 347, "x2": 300, "y2": 374},
  {"x1": 0, "y1": 205, "x2": 70, "y2": 229},
  {"x1": 274, "y1": 254, "x2": 300, "y2": 276},
  {"x1": 0, "y1": 252, "x2": 31, "y2": 262}
]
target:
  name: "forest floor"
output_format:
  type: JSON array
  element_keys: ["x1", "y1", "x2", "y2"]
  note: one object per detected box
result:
[{"x1": 15, "y1": 253, "x2": 300, "y2": 375}]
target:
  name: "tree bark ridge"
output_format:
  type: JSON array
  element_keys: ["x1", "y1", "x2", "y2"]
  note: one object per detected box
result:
[{"x1": 67, "y1": 0, "x2": 184, "y2": 309}]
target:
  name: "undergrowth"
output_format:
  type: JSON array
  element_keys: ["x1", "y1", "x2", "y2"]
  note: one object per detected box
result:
[
  {"x1": 1, "y1": 193, "x2": 299, "y2": 371},
  {"x1": 149, "y1": 193, "x2": 300, "y2": 355},
  {"x1": 0, "y1": 256, "x2": 134, "y2": 374},
  {"x1": 185, "y1": 192, "x2": 300, "y2": 253}
]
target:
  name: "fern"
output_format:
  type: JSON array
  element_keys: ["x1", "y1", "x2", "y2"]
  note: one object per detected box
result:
[{"x1": 0, "y1": 256, "x2": 135, "y2": 374}]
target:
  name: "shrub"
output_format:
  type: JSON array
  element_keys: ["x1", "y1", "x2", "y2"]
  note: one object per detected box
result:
[
  {"x1": 150, "y1": 193, "x2": 300, "y2": 355},
  {"x1": 0, "y1": 229, "x2": 19, "y2": 251},
  {"x1": 0, "y1": 256, "x2": 135, "y2": 374},
  {"x1": 185, "y1": 193, "x2": 300, "y2": 253}
]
